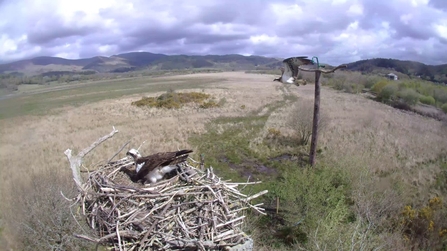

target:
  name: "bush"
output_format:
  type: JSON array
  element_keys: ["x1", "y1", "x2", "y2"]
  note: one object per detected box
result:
[
  {"x1": 270, "y1": 164, "x2": 351, "y2": 248},
  {"x1": 434, "y1": 88, "x2": 447, "y2": 105},
  {"x1": 286, "y1": 99, "x2": 329, "y2": 146},
  {"x1": 442, "y1": 103, "x2": 447, "y2": 114},
  {"x1": 371, "y1": 80, "x2": 390, "y2": 94},
  {"x1": 400, "y1": 197, "x2": 447, "y2": 250},
  {"x1": 419, "y1": 95, "x2": 436, "y2": 106},
  {"x1": 379, "y1": 83, "x2": 398, "y2": 102},
  {"x1": 365, "y1": 76, "x2": 384, "y2": 89},
  {"x1": 398, "y1": 88, "x2": 419, "y2": 106}
]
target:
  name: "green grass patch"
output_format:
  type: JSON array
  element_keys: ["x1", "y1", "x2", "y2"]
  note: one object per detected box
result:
[
  {"x1": 132, "y1": 91, "x2": 213, "y2": 109},
  {"x1": 0, "y1": 76, "x2": 225, "y2": 119},
  {"x1": 189, "y1": 94, "x2": 299, "y2": 181},
  {"x1": 188, "y1": 93, "x2": 358, "y2": 248}
]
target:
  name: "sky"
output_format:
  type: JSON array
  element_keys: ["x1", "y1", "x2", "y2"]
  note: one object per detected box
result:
[{"x1": 0, "y1": 0, "x2": 446, "y2": 66}]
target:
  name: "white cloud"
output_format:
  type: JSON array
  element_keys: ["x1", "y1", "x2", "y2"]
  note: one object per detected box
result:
[
  {"x1": 0, "y1": 0, "x2": 446, "y2": 65},
  {"x1": 347, "y1": 4, "x2": 363, "y2": 15},
  {"x1": 433, "y1": 21, "x2": 447, "y2": 40}
]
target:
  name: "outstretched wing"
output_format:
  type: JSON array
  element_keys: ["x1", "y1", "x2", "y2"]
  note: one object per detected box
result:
[
  {"x1": 281, "y1": 62, "x2": 293, "y2": 83},
  {"x1": 135, "y1": 150, "x2": 193, "y2": 179},
  {"x1": 283, "y1": 57, "x2": 313, "y2": 78}
]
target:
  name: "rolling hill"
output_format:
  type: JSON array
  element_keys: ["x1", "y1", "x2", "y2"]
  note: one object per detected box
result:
[
  {"x1": 0, "y1": 52, "x2": 280, "y2": 76},
  {"x1": 345, "y1": 58, "x2": 447, "y2": 83},
  {"x1": 1, "y1": 53, "x2": 447, "y2": 85}
]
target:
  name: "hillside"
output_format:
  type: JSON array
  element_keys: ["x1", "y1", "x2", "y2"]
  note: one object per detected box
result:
[
  {"x1": 0, "y1": 52, "x2": 280, "y2": 76},
  {"x1": 346, "y1": 58, "x2": 447, "y2": 83}
]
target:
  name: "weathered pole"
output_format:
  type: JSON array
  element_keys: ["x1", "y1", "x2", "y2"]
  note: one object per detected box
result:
[
  {"x1": 309, "y1": 71, "x2": 321, "y2": 166},
  {"x1": 298, "y1": 64, "x2": 347, "y2": 167}
]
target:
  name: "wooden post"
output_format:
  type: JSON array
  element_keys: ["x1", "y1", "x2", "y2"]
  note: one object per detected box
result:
[
  {"x1": 298, "y1": 64, "x2": 347, "y2": 167},
  {"x1": 276, "y1": 197, "x2": 279, "y2": 214},
  {"x1": 309, "y1": 71, "x2": 321, "y2": 166}
]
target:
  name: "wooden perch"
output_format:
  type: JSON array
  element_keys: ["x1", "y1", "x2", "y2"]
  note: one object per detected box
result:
[
  {"x1": 299, "y1": 64, "x2": 347, "y2": 166},
  {"x1": 64, "y1": 126, "x2": 119, "y2": 188},
  {"x1": 298, "y1": 64, "x2": 347, "y2": 73}
]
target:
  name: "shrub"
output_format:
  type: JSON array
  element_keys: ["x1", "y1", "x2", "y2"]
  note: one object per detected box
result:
[
  {"x1": 434, "y1": 88, "x2": 447, "y2": 105},
  {"x1": 442, "y1": 103, "x2": 447, "y2": 114},
  {"x1": 400, "y1": 197, "x2": 447, "y2": 250},
  {"x1": 286, "y1": 99, "x2": 329, "y2": 146},
  {"x1": 419, "y1": 95, "x2": 436, "y2": 106},
  {"x1": 270, "y1": 164, "x2": 351, "y2": 248},
  {"x1": 266, "y1": 127, "x2": 281, "y2": 139},
  {"x1": 371, "y1": 80, "x2": 390, "y2": 94},
  {"x1": 199, "y1": 100, "x2": 220, "y2": 109},
  {"x1": 365, "y1": 76, "x2": 384, "y2": 89},
  {"x1": 398, "y1": 88, "x2": 419, "y2": 106},
  {"x1": 379, "y1": 83, "x2": 398, "y2": 102}
]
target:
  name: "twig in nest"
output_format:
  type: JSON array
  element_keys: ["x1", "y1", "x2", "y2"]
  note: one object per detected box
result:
[{"x1": 72, "y1": 153, "x2": 266, "y2": 250}]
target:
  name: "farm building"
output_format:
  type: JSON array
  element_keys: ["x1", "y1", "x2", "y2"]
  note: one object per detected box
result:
[{"x1": 387, "y1": 73, "x2": 398, "y2": 80}]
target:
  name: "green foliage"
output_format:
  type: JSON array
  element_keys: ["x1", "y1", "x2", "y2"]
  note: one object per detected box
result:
[
  {"x1": 398, "y1": 88, "x2": 419, "y2": 106},
  {"x1": 324, "y1": 75, "x2": 364, "y2": 94},
  {"x1": 371, "y1": 80, "x2": 390, "y2": 94},
  {"x1": 434, "y1": 161, "x2": 447, "y2": 191},
  {"x1": 132, "y1": 91, "x2": 213, "y2": 109},
  {"x1": 365, "y1": 76, "x2": 384, "y2": 89},
  {"x1": 270, "y1": 165, "x2": 352, "y2": 246},
  {"x1": 419, "y1": 95, "x2": 436, "y2": 106},
  {"x1": 378, "y1": 83, "x2": 398, "y2": 102},
  {"x1": 442, "y1": 103, "x2": 447, "y2": 114},
  {"x1": 434, "y1": 88, "x2": 447, "y2": 105}
]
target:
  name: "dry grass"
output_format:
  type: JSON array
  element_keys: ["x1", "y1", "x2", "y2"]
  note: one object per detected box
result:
[{"x1": 1, "y1": 71, "x2": 447, "y2": 249}]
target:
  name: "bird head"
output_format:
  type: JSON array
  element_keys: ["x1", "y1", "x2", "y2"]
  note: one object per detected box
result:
[{"x1": 126, "y1": 148, "x2": 141, "y2": 160}]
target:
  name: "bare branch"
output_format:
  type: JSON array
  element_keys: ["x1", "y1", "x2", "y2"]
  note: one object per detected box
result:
[
  {"x1": 106, "y1": 140, "x2": 130, "y2": 163},
  {"x1": 64, "y1": 126, "x2": 119, "y2": 188},
  {"x1": 78, "y1": 126, "x2": 119, "y2": 158}
]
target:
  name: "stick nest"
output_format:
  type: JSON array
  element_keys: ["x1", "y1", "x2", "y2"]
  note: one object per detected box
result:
[{"x1": 75, "y1": 155, "x2": 267, "y2": 250}]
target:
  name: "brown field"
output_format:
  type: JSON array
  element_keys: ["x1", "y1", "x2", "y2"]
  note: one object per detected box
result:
[{"x1": 1, "y1": 72, "x2": 446, "y2": 250}]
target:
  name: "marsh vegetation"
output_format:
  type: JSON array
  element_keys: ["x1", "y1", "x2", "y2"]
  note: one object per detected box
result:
[{"x1": 0, "y1": 72, "x2": 446, "y2": 250}]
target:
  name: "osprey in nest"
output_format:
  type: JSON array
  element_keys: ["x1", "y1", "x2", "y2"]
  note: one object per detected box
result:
[
  {"x1": 122, "y1": 148, "x2": 193, "y2": 184},
  {"x1": 274, "y1": 56, "x2": 314, "y2": 85}
]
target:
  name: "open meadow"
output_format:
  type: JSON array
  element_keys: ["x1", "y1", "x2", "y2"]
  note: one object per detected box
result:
[{"x1": 1, "y1": 72, "x2": 447, "y2": 250}]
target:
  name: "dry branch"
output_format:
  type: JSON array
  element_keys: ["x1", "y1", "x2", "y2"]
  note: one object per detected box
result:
[
  {"x1": 299, "y1": 64, "x2": 347, "y2": 73},
  {"x1": 64, "y1": 126, "x2": 119, "y2": 188}
]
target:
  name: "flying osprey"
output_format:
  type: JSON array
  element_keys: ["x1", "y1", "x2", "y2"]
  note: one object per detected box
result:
[
  {"x1": 122, "y1": 148, "x2": 193, "y2": 184},
  {"x1": 273, "y1": 56, "x2": 314, "y2": 85}
]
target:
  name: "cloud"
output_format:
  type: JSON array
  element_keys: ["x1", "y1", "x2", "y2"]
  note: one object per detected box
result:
[{"x1": 0, "y1": 0, "x2": 446, "y2": 65}]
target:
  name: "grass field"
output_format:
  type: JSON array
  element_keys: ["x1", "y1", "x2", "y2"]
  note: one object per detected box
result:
[{"x1": 1, "y1": 72, "x2": 446, "y2": 250}]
